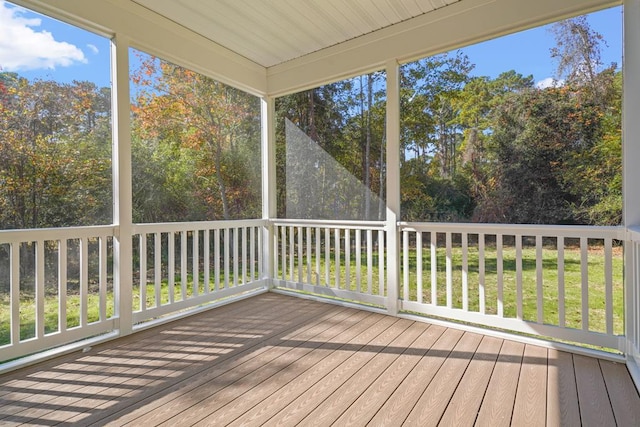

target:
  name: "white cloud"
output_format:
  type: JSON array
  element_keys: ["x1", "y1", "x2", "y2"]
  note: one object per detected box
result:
[
  {"x1": 0, "y1": 0, "x2": 86, "y2": 72},
  {"x1": 87, "y1": 44, "x2": 99, "y2": 55},
  {"x1": 536, "y1": 77, "x2": 565, "y2": 89}
]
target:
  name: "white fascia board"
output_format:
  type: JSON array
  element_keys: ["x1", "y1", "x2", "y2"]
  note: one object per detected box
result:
[
  {"x1": 267, "y1": 0, "x2": 620, "y2": 96},
  {"x1": 12, "y1": 0, "x2": 268, "y2": 96}
]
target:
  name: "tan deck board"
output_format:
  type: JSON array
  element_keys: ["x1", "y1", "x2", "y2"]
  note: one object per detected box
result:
[
  {"x1": 546, "y1": 349, "x2": 581, "y2": 427},
  {"x1": 511, "y1": 344, "x2": 548, "y2": 426},
  {"x1": 331, "y1": 323, "x2": 446, "y2": 427},
  {"x1": 438, "y1": 335, "x2": 503, "y2": 427},
  {"x1": 0, "y1": 292, "x2": 638, "y2": 427},
  {"x1": 403, "y1": 331, "x2": 483, "y2": 426},
  {"x1": 168, "y1": 308, "x2": 375, "y2": 426},
  {"x1": 98, "y1": 298, "x2": 344, "y2": 426},
  {"x1": 262, "y1": 317, "x2": 408, "y2": 426},
  {"x1": 474, "y1": 339, "x2": 525, "y2": 427},
  {"x1": 600, "y1": 359, "x2": 640, "y2": 426},
  {"x1": 367, "y1": 327, "x2": 464, "y2": 426},
  {"x1": 297, "y1": 319, "x2": 423, "y2": 426},
  {"x1": 574, "y1": 354, "x2": 617, "y2": 427},
  {"x1": 0, "y1": 295, "x2": 272, "y2": 423},
  {"x1": 226, "y1": 313, "x2": 418, "y2": 426}
]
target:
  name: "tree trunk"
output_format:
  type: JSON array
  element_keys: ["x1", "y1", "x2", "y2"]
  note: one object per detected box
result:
[{"x1": 213, "y1": 139, "x2": 230, "y2": 220}]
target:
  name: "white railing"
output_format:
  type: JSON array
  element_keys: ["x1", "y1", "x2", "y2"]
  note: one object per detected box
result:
[
  {"x1": 0, "y1": 219, "x2": 636, "y2": 367},
  {"x1": 0, "y1": 225, "x2": 117, "y2": 361},
  {"x1": 272, "y1": 219, "x2": 387, "y2": 308},
  {"x1": 400, "y1": 222, "x2": 626, "y2": 350},
  {"x1": 131, "y1": 219, "x2": 267, "y2": 324}
]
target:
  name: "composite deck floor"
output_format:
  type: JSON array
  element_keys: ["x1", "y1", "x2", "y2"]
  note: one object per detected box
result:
[{"x1": 0, "y1": 293, "x2": 639, "y2": 426}]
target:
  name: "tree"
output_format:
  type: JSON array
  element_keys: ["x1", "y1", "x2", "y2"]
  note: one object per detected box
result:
[
  {"x1": 399, "y1": 52, "x2": 474, "y2": 220},
  {"x1": 0, "y1": 74, "x2": 111, "y2": 230},
  {"x1": 480, "y1": 86, "x2": 605, "y2": 224},
  {"x1": 131, "y1": 54, "x2": 261, "y2": 221},
  {"x1": 550, "y1": 15, "x2": 617, "y2": 103}
]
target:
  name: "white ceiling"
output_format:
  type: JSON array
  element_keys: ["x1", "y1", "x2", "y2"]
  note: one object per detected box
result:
[{"x1": 131, "y1": 0, "x2": 461, "y2": 68}]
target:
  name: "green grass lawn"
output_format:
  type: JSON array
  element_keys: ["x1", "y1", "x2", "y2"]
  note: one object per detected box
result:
[{"x1": 0, "y1": 246, "x2": 624, "y2": 348}]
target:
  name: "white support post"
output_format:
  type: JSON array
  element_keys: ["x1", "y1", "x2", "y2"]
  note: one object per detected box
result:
[
  {"x1": 112, "y1": 34, "x2": 133, "y2": 336},
  {"x1": 624, "y1": 0, "x2": 640, "y2": 389},
  {"x1": 261, "y1": 96, "x2": 277, "y2": 288},
  {"x1": 385, "y1": 59, "x2": 401, "y2": 316}
]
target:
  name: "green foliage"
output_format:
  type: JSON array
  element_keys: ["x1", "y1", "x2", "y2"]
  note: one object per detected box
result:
[
  {"x1": 0, "y1": 73, "x2": 112, "y2": 230},
  {"x1": 0, "y1": 15, "x2": 622, "y2": 228},
  {"x1": 130, "y1": 53, "x2": 262, "y2": 221}
]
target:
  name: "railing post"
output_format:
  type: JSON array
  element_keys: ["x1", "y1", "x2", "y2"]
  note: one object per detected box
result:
[
  {"x1": 385, "y1": 59, "x2": 401, "y2": 316},
  {"x1": 112, "y1": 34, "x2": 133, "y2": 336},
  {"x1": 624, "y1": 0, "x2": 640, "y2": 389},
  {"x1": 261, "y1": 96, "x2": 276, "y2": 288}
]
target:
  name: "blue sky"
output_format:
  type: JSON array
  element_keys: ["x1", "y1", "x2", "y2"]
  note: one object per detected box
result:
[
  {"x1": 459, "y1": 6, "x2": 623, "y2": 87},
  {"x1": 0, "y1": 0, "x2": 623, "y2": 90}
]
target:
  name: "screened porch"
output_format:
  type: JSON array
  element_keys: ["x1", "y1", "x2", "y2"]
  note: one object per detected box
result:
[{"x1": 1, "y1": 0, "x2": 640, "y2": 425}]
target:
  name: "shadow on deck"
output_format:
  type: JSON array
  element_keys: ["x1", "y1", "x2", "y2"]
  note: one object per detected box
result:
[{"x1": 0, "y1": 293, "x2": 639, "y2": 426}]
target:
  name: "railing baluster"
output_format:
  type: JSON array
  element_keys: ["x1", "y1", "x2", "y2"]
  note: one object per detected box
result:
[
  {"x1": 378, "y1": 231, "x2": 385, "y2": 297},
  {"x1": 80, "y1": 237, "x2": 89, "y2": 326},
  {"x1": 100, "y1": 236, "x2": 108, "y2": 320},
  {"x1": 289, "y1": 226, "x2": 294, "y2": 282},
  {"x1": 214, "y1": 228, "x2": 220, "y2": 292},
  {"x1": 168, "y1": 231, "x2": 175, "y2": 303},
  {"x1": 605, "y1": 238, "x2": 613, "y2": 335},
  {"x1": 581, "y1": 237, "x2": 589, "y2": 331},
  {"x1": 280, "y1": 226, "x2": 287, "y2": 280},
  {"x1": 558, "y1": 236, "x2": 565, "y2": 328},
  {"x1": 233, "y1": 227, "x2": 239, "y2": 287},
  {"x1": 345, "y1": 229, "x2": 350, "y2": 291},
  {"x1": 204, "y1": 229, "x2": 210, "y2": 293},
  {"x1": 257, "y1": 226, "x2": 263, "y2": 281},
  {"x1": 478, "y1": 234, "x2": 485, "y2": 313},
  {"x1": 306, "y1": 227, "x2": 312, "y2": 284},
  {"x1": 516, "y1": 234, "x2": 523, "y2": 320},
  {"x1": 334, "y1": 228, "x2": 341, "y2": 289},
  {"x1": 181, "y1": 231, "x2": 188, "y2": 298},
  {"x1": 416, "y1": 231, "x2": 423, "y2": 304},
  {"x1": 140, "y1": 233, "x2": 147, "y2": 310},
  {"x1": 356, "y1": 230, "x2": 362, "y2": 293},
  {"x1": 403, "y1": 230, "x2": 409, "y2": 301},
  {"x1": 325, "y1": 228, "x2": 330, "y2": 286},
  {"x1": 536, "y1": 235, "x2": 543, "y2": 324},
  {"x1": 242, "y1": 226, "x2": 248, "y2": 285},
  {"x1": 36, "y1": 240, "x2": 45, "y2": 338},
  {"x1": 496, "y1": 234, "x2": 503, "y2": 317},
  {"x1": 249, "y1": 227, "x2": 258, "y2": 282},
  {"x1": 446, "y1": 232, "x2": 453, "y2": 309},
  {"x1": 367, "y1": 229, "x2": 373, "y2": 295},
  {"x1": 10, "y1": 242, "x2": 20, "y2": 344},
  {"x1": 297, "y1": 226, "x2": 303, "y2": 284},
  {"x1": 193, "y1": 230, "x2": 199, "y2": 295},
  {"x1": 58, "y1": 239, "x2": 67, "y2": 333},
  {"x1": 315, "y1": 227, "x2": 321, "y2": 286},
  {"x1": 155, "y1": 232, "x2": 161, "y2": 306},
  {"x1": 462, "y1": 233, "x2": 469, "y2": 311},
  {"x1": 431, "y1": 232, "x2": 437, "y2": 305},
  {"x1": 223, "y1": 228, "x2": 230, "y2": 288}
]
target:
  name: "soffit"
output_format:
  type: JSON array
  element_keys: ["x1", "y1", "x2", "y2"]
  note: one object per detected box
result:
[{"x1": 130, "y1": 0, "x2": 461, "y2": 68}]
